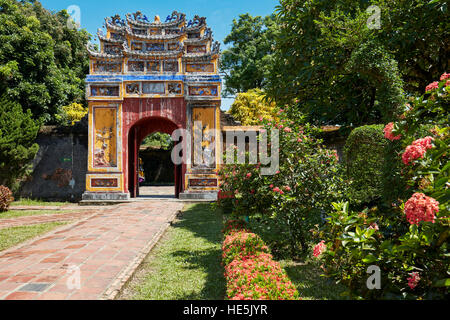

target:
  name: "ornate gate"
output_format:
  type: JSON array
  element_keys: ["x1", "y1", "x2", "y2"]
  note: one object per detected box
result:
[{"x1": 82, "y1": 11, "x2": 222, "y2": 201}]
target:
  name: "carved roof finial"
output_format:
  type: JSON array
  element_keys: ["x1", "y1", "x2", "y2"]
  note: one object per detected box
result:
[{"x1": 154, "y1": 15, "x2": 161, "y2": 24}]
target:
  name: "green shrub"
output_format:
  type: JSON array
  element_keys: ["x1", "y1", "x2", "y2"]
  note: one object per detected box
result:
[
  {"x1": 318, "y1": 74, "x2": 450, "y2": 300},
  {"x1": 0, "y1": 95, "x2": 40, "y2": 190},
  {"x1": 218, "y1": 112, "x2": 346, "y2": 258},
  {"x1": 0, "y1": 185, "x2": 14, "y2": 212},
  {"x1": 344, "y1": 125, "x2": 388, "y2": 206}
]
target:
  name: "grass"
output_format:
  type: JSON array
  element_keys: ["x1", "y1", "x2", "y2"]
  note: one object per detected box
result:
[
  {"x1": 119, "y1": 204, "x2": 226, "y2": 300},
  {"x1": 0, "y1": 222, "x2": 70, "y2": 252},
  {"x1": 0, "y1": 210, "x2": 74, "y2": 219},
  {"x1": 280, "y1": 259, "x2": 347, "y2": 300},
  {"x1": 10, "y1": 199, "x2": 69, "y2": 207}
]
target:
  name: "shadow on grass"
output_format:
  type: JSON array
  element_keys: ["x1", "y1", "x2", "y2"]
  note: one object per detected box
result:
[
  {"x1": 165, "y1": 203, "x2": 226, "y2": 300},
  {"x1": 282, "y1": 261, "x2": 347, "y2": 300}
]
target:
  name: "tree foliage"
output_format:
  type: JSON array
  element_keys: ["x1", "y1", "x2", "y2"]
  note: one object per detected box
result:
[
  {"x1": 228, "y1": 89, "x2": 278, "y2": 126},
  {"x1": 266, "y1": 0, "x2": 411, "y2": 126},
  {"x1": 0, "y1": 94, "x2": 40, "y2": 189},
  {"x1": 61, "y1": 102, "x2": 88, "y2": 126},
  {"x1": 243, "y1": 0, "x2": 447, "y2": 127},
  {"x1": 220, "y1": 14, "x2": 278, "y2": 97},
  {"x1": 0, "y1": 0, "x2": 90, "y2": 123}
]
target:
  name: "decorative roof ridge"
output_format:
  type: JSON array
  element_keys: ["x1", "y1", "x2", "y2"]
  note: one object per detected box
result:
[
  {"x1": 184, "y1": 28, "x2": 213, "y2": 43},
  {"x1": 185, "y1": 15, "x2": 207, "y2": 32},
  {"x1": 125, "y1": 28, "x2": 184, "y2": 41},
  {"x1": 97, "y1": 30, "x2": 125, "y2": 44},
  {"x1": 87, "y1": 43, "x2": 123, "y2": 59},
  {"x1": 123, "y1": 43, "x2": 183, "y2": 58},
  {"x1": 183, "y1": 41, "x2": 220, "y2": 59},
  {"x1": 104, "y1": 17, "x2": 127, "y2": 33},
  {"x1": 126, "y1": 11, "x2": 186, "y2": 28}
]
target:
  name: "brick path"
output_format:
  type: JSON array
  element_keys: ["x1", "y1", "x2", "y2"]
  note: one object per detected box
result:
[{"x1": 0, "y1": 201, "x2": 184, "y2": 300}]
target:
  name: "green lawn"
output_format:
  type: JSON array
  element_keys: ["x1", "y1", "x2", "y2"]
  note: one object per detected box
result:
[
  {"x1": 120, "y1": 204, "x2": 226, "y2": 300},
  {"x1": 10, "y1": 199, "x2": 69, "y2": 207},
  {"x1": 0, "y1": 222, "x2": 70, "y2": 252},
  {"x1": 0, "y1": 209, "x2": 74, "y2": 219}
]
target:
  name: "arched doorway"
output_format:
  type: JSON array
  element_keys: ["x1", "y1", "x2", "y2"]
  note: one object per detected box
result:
[{"x1": 127, "y1": 116, "x2": 183, "y2": 199}]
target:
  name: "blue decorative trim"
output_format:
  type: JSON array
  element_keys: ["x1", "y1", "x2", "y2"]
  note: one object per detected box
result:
[{"x1": 86, "y1": 74, "x2": 222, "y2": 83}]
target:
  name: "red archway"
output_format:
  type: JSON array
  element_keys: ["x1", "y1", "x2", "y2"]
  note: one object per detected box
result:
[{"x1": 127, "y1": 116, "x2": 184, "y2": 199}]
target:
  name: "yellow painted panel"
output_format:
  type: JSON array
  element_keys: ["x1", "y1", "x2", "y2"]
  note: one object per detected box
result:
[
  {"x1": 94, "y1": 107, "x2": 117, "y2": 168},
  {"x1": 193, "y1": 107, "x2": 215, "y2": 167}
]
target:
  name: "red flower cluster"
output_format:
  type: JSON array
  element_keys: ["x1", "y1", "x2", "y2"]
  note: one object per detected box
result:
[
  {"x1": 407, "y1": 272, "x2": 420, "y2": 290},
  {"x1": 313, "y1": 241, "x2": 326, "y2": 258},
  {"x1": 272, "y1": 187, "x2": 284, "y2": 195},
  {"x1": 440, "y1": 72, "x2": 450, "y2": 81},
  {"x1": 218, "y1": 190, "x2": 235, "y2": 200},
  {"x1": 384, "y1": 122, "x2": 402, "y2": 141},
  {"x1": 222, "y1": 225, "x2": 300, "y2": 300},
  {"x1": 404, "y1": 193, "x2": 439, "y2": 225},
  {"x1": 222, "y1": 231, "x2": 270, "y2": 265},
  {"x1": 425, "y1": 81, "x2": 439, "y2": 92},
  {"x1": 402, "y1": 137, "x2": 434, "y2": 165},
  {"x1": 222, "y1": 220, "x2": 249, "y2": 236}
]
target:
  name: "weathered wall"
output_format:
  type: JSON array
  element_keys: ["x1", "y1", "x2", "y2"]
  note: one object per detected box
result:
[{"x1": 19, "y1": 122, "x2": 88, "y2": 202}]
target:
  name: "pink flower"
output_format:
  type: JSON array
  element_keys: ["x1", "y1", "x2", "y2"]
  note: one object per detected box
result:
[
  {"x1": 369, "y1": 223, "x2": 379, "y2": 231},
  {"x1": 273, "y1": 187, "x2": 281, "y2": 193},
  {"x1": 384, "y1": 123, "x2": 402, "y2": 141},
  {"x1": 297, "y1": 138, "x2": 303, "y2": 143},
  {"x1": 407, "y1": 272, "x2": 420, "y2": 290},
  {"x1": 425, "y1": 81, "x2": 439, "y2": 92},
  {"x1": 283, "y1": 186, "x2": 291, "y2": 192},
  {"x1": 313, "y1": 241, "x2": 326, "y2": 258},
  {"x1": 404, "y1": 193, "x2": 439, "y2": 225},
  {"x1": 440, "y1": 72, "x2": 450, "y2": 81},
  {"x1": 269, "y1": 184, "x2": 274, "y2": 189},
  {"x1": 402, "y1": 137, "x2": 434, "y2": 165},
  {"x1": 246, "y1": 173, "x2": 252, "y2": 179},
  {"x1": 284, "y1": 127, "x2": 292, "y2": 133}
]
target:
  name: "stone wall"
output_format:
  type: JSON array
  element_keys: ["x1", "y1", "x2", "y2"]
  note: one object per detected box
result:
[{"x1": 19, "y1": 122, "x2": 88, "y2": 202}]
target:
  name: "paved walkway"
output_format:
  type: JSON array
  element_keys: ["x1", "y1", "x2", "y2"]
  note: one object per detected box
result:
[{"x1": 0, "y1": 201, "x2": 184, "y2": 300}]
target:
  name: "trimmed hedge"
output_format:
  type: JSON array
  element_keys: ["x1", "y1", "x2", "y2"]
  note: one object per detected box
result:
[
  {"x1": 344, "y1": 125, "x2": 388, "y2": 205},
  {"x1": 222, "y1": 220, "x2": 300, "y2": 300}
]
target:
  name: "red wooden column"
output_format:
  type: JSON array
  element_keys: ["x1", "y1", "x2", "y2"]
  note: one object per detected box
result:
[{"x1": 133, "y1": 127, "x2": 139, "y2": 198}]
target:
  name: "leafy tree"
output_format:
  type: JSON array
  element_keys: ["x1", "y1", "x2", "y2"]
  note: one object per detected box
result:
[
  {"x1": 0, "y1": 0, "x2": 90, "y2": 123},
  {"x1": 220, "y1": 14, "x2": 279, "y2": 97},
  {"x1": 0, "y1": 94, "x2": 40, "y2": 190},
  {"x1": 228, "y1": 89, "x2": 278, "y2": 126},
  {"x1": 267, "y1": 0, "x2": 408, "y2": 126},
  {"x1": 61, "y1": 102, "x2": 88, "y2": 126},
  {"x1": 141, "y1": 133, "x2": 173, "y2": 151},
  {"x1": 263, "y1": 0, "x2": 448, "y2": 127}
]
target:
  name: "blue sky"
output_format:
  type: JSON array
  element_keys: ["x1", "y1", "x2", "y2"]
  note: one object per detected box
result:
[{"x1": 40, "y1": 0, "x2": 279, "y2": 110}]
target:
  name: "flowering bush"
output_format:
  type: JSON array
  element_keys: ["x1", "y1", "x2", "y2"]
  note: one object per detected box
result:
[
  {"x1": 0, "y1": 185, "x2": 14, "y2": 212},
  {"x1": 222, "y1": 231, "x2": 270, "y2": 265},
  {"x1": 404, "y1": 193, "x2": 439, "y2": 225},
  {"x1": 316, "y1": 74, "x2": 449, "y2": 299},
  {"x1": 222, "y1": 221, "x2": 300, "y2": 300},
  {"x1": 218, "y1": 108, "x2": 345, "y2": 258},
  {"x1": 225, "y1": 253, "x2": 300, "y2": 300}
]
